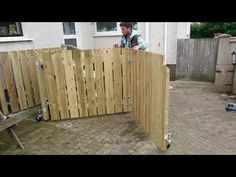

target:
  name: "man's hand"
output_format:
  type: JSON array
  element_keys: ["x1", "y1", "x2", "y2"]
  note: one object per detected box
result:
[
  {"x1": 132, "y1": 45, "x2": 141, "y2": 51},
  {"x1": 113, "y1": 44, "x2": 120, "y2": 48}
]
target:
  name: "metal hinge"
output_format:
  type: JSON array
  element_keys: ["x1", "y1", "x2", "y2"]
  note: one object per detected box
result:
[{"x1": 166, "y1": 132, "x2": 172, "y2": 149}]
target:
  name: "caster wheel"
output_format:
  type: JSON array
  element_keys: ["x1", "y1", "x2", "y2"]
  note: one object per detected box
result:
[{"x1": 36, "y1": 115, "x2": 43, "y2": 122}]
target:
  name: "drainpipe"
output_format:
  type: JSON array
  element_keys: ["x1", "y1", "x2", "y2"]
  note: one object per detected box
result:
[
  {"x1": 145, "y1": 22, "x2": 150, "y2": 51},
  {"x1": 164, "y1": 22, "x2": 168, "y2": 64}
]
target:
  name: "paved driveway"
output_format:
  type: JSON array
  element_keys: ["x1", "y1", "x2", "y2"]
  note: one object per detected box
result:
[{"x1": 1, "y1": 80, "x2": 236, "y2": 154}]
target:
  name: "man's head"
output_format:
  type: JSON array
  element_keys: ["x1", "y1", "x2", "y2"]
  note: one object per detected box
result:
[{"x1": 120, "y1": 22, "x2": 132, "y2": 37}]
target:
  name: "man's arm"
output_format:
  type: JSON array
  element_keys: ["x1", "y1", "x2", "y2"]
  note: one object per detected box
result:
[{"x1": 137, "y1": 36, "x2": 148, "y2": 50}]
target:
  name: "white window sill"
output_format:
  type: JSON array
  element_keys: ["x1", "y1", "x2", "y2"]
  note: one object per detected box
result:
[
  {"x1": 93, "y1": 34, "x2": 122, "y2": 37},
  {"x1": 0, "y1": 36, "x2": 33, "y2": 43}
]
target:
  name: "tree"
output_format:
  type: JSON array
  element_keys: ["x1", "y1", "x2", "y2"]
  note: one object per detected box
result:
[{"x1": 190, "y1": 22, "x2": 236, "y2": 38}]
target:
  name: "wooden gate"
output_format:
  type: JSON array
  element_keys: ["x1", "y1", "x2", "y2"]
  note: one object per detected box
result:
[{"x1": 0, "y1": 47, "x2": 169, "y2": 151}]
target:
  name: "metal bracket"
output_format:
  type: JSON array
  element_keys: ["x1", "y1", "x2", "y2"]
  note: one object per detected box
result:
[
  {"x1": 166, "y1": 132, "x2": 172, "y2": 149},
  {"x1": 128, "y1": 56, "x2": 133, "y2": 64}
]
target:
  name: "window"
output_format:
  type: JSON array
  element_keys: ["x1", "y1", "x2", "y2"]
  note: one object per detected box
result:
[
  {"x1": 0, "y1": 22, "x2": 23, "y2": 37},
  {"x1": 62, "y1": 22, "x2": 79, "y2": 49},
  {"x1": 63, "y1": 22, "x2": 76, "y2": 35},
  {"x1": 64, "y1": 39, "x2": 77, "y2": 47},
  {"x1": 96, "y1": 22, "x2": 117, "y2": 32},
  {"x1": 95, "y1": 22, "x2": 138, "y2": 35}
]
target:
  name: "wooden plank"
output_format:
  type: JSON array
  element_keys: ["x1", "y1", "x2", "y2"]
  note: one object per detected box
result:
[
  {"x1": 0, "y1": 69, "x2": 8, "y2": 115},
  {"x1": 130, "y1": 49, "x2": 135, "y2": 117},
  {"x1": 73, "y1": 50, "x2": 88, "y2": 117},
  {"x1": 0, "y1": 52, "x2": 20, "y2": 113},
  {"x1": 9, "y1": 51, "x2": 27, "y2": 110},
  {"x1": 18, "y1": 51, "x2": 34, "y2": 107},
  {"x1": 42, "y1": 51, "x2": 60, "y2": 120},
  {"x1": 121, "y1": 48, "x2": 129, "y2": 112},
  {"x1": 141, "y1": 51, "x2": 147, "y2": 131},
  {"x1": 35, "y1": 52, "x2": 49, "y2": 120},
  {"x1": 127, "y1": 49, "x2": 131, "y2": 112},
  {"x1": 103, "y1": 49, "x2": 114, "y2": 114},
  {"x1": 94, "y1": 50, "x2": 106, "y2": 115},
  {"x1": 26, "y1": 50, "x2": 40, "y2": 105},
  {"x1": 150, "y1": 53, "x2": 162, "y2": 144},
  {"x1": 215, "y1": 64, "x2": 234, "y2": 92},
  {"x1": 146, "y1": 52, "x2": 152, "y2": 135},
  {"x1": 83, "y1": 50, "x2": 97, "y2": 116},
  {"x1": 162, "y1": 67, "x2": 170, "y2": 151},
  {"x1": 133, "y1": 50, "x2": 139, "y2": 121},
  {"x1": 62, "y1": 50, "x2": 79, "y2": 118},
  {"x1": 156, "y1": 54, "x2": 167, "y2": 151},
  {"x1": 0, "y1": 115, "x2": 25, "y2": 132},
  {"x1": 51, "y1": 51, "x2": 69, "y2": 120},
  {"x1": 113, "y1": 48, "x2": 123, "y2": 113}
]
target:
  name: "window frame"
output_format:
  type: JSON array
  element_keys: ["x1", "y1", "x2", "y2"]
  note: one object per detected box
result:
[
  {"x1": 95, "y1": 22, "x2": 121, "y2": 36},
  {"x1": 0, "y1": 22, "x2": 23, "y2": 37},
  {"x1": 62, "y1": 22, "x2": 79, "y2": 48},
  {"x1": 95, "y1": 22, "x2": 138, "y2": 36}
]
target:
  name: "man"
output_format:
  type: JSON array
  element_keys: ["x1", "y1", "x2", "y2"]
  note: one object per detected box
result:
[{"x1": 114, "y1": 22, "x2": 148, "y2": 51}]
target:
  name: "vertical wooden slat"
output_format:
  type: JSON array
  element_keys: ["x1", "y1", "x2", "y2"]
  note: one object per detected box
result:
[
  {"x1": 62, "y1": 50, "x2": 79, "y2": 118},
  {"x1": 146, "y1": 52, "x2": 152, "y2": 135},
  {"x1": 27, "y1": 50, "x2": 40, "y2": 105},
  {"x1": 9, "y1": 51, "x2": 27, "y2": 110},
  {"x1": 133, "y1": 50, "x2": 138, "y2": 121},
  {"x1": 103, "y1": 49, "x2": 114, "y2": 114},
  {"x1": 130, "y1": 50, "x2": 134, "y2": 117},
  {"x1": 0, "y1": 52, "x2": 20, "y2": 113},
  {"x1": 42, "y1": 51, "x2": 60, "y2": 120},
  {"x1": 94, "y1": 50, "x2": 106, "y2": 115},
  {"x1": 159, "y1": 67, "x2": 170, "y2": 151},
  {"x1": 121, "y1": 48, "x2": 129, "y2": 112},
  {"x1": 18, "y1": 51, "x2": 34, "y2": 107},
  {"x1": 84, "y1": 50, "x2": 97, "y2": 116},
  {"x1": 51, "y1": 51, "x2": 69, "y2": 120},
  {"x1": 113, "y1": 48, "x2": 123, "y2": 113},
  {"x1": 0, "y1": 57, "x2": 8, "y2": 114},
  {"x1": 73, "y1": 50, "x2": 88, "y2": 117},
  {"x1": 127, "y1": 49, "x2": 132, "y2": 112},
  {"x1": 140, "y1": 51, "x2": 146, "y2": 131},
  {"x1": 35, "y1": 51, "x2": 49, "y2": 120}
]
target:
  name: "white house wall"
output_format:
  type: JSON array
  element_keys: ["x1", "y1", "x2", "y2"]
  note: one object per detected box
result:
[
  {"x1": 0, "y1": 22, "x2": 64, "y2": 52},
  {"x1": 166, "y1": 23, "x2": 178, "y2": 64}
]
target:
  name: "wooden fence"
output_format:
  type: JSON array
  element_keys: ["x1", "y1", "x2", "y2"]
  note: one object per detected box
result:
[
  {"x1": 0, "y1": 50, "x2": 41, "y2": 115},
  {"x1": 176, "y1": 38, "x2": 219, "y2": 82},
  {"x1": 129, "y1": 50, "x2": 170, "y2": 151},
  {"x1": 0, "y1": 47, "x2": 169, "y2": 151},
  {"x1": 36, "y1": 48, "x2": 169, "y2": 151}
]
